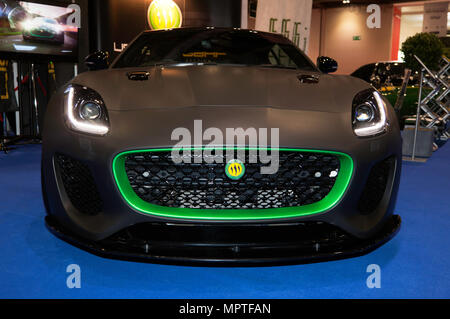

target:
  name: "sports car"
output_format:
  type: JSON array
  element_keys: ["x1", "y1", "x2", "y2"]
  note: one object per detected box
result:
[
  {"x1": 350, "y1": 61, "x2": 418, "y2": 88},
  {"x1": 42, "y1": 27, "x2": 401, "y2": 265},
  {"x1": 22, "y1": 17, "x2": 64, "y2": 44}
]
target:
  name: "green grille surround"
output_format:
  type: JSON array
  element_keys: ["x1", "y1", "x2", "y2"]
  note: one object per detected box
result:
[{"x1": 112, "y1": 147, "x2": 354, "y2": 220}]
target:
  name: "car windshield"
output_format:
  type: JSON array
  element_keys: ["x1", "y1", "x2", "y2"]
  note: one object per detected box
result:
[
  {"x1": 34, "y1": 17, "x2": 54, "y2": 24},
  {"x1": 113, "y1": 28, "x2": 316, "y2": 71}
]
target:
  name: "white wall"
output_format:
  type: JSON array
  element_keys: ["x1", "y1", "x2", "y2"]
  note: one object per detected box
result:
[{"x1": 308, "y1": 4, "x2": 394, "y2": 74}]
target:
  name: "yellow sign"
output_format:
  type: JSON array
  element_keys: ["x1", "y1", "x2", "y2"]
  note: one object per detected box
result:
[
  {"x1": 0, "y1": 60, "x2": 8, "y2": 100},
  {"x1": 148, "y1": 0, "x2": 182, "y2": 30}
]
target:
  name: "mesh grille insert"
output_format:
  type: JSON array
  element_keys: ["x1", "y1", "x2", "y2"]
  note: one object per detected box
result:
[
  {"x1": 124, "y1": 150, "x2": 341, "y2": 209},
  {"x1": 55, "y1": 154, "x2": 103, "y2": 215},
  {"x1": 358, "y1": 156, "x2": 396, "y2": 214}
]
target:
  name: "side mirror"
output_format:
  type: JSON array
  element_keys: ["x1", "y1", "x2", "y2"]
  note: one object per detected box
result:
[
  {"x1": 317, "y1": 56, "x2": 338, "y2": 74},
  {"x1": 84, "y1": 51, "x2": 110, "y2": 71}
]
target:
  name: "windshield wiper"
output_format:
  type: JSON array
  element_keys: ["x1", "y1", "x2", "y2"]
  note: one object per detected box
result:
[
  {"x1": 143, "y1": 62, "x2": 301, "y2": 69},
  {"x1": 139, "y1": 59, "x2": 179, "y2": 67},
  {"x1": 147, "y1": 61, "x2": 218, "y2": 67},
  {"x1": 258, "y1": 64, "x2": 298, "y2": 70}
]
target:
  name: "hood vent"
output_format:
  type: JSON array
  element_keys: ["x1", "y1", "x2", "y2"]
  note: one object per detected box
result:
[
  {"x1": 297, "y1": 74, "x2": 320, "y2": 84},
  {"x1": 127, "y1": 71, "x2": 150, "y2": 81}
]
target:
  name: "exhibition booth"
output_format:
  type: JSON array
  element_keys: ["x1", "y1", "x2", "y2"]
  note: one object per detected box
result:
[{"x1": 0, "y1": 0, "x2": 448, "y2": 300}]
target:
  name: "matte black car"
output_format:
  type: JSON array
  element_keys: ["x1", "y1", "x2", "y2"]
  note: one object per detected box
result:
[{"x1": 42, "y1": 27, "x2": 401, "y2": 265}]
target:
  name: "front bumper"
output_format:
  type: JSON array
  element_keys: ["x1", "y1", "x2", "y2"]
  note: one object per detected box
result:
[
  {"x1": 46, "y1": 214, "x2": 401, "y2": 266},
  {"x1": 42, "y1": 95, "x2": 402, "y2": 264}
]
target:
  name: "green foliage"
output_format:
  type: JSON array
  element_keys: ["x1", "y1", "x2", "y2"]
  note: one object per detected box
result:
[
  {"x1": 443, "y1": 47, "x2": 450, "y2": 59},
  {"x1": 439, "y1": 36, "x2": 450, "y2": 59},
  {"x1": 401, "y1": 33, "x2": 444, "y2": 72}
]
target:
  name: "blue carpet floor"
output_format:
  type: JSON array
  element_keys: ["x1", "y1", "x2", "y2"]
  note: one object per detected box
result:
[{"x1": 0, "y1": 144, "x2": 449, "y2": 299}]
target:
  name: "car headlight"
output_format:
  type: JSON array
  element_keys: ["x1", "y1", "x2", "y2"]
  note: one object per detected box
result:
[
  {"x1": 22, "y1": 19, "x2": 34, "y2": 31},
  {"x1": 64, "y1": 84, "x2": 110, "y2": 135},
  {"x1": 352, "y1": 89, "x2": 387, "y2": 137}
]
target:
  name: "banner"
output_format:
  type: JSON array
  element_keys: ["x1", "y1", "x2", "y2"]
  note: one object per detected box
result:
[
  {"x1": 255, "y1": 0, "x2": 312, "y2": 53},
  {"x1": 423, "y1": 1, "x2": 449, "y2": 37}
]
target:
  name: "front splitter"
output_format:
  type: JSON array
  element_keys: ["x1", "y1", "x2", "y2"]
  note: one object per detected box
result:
[{"x1": 45, "y1": 215, "x2": 401, "y2": 267}]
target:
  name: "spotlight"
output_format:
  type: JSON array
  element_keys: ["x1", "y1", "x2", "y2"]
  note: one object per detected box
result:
[{"x1": 342, "y1": 0, "x2": 350, "y2": 4}]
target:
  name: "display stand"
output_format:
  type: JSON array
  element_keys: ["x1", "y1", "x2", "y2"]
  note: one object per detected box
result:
[
  {"x1": 0, "y1": 60, "x2": 18, "y2": 153},
  {"x1": 2, "y1": 61, "x2": 45, "y2": 150},
  {"x1": 2, "y1": 61, "x2": 78, "y2": 153},
  {"x1": 404, "y1": 55, "x2": 450, "y2": 162},
  {"x1": 1, "y1": 112, "x2": 11, "y2": 153}
]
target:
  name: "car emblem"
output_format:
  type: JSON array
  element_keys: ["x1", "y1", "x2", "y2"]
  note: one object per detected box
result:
[{"x1": 225, "y1": 159, "x2": 245, "y2": 180}]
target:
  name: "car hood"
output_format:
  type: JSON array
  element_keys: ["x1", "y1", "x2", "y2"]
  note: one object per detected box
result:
[{"x1": 71, "y1": 65, "x2": 370, "y2": 113}]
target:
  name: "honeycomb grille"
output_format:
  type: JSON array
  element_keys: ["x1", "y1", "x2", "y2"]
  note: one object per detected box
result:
[
  {"x1": 55, "y1": 154, "x2": 103, "y2": 215},
  {"x1": 124, "y1": 150, "x2": 341, "y2": 209}
]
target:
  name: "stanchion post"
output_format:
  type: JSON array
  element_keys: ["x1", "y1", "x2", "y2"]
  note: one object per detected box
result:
[
  {"x1": 12, "y1": 61, "x2": 20, "y2": 136},
  {"x1": 412, "y1": 69, "x2": 424, "y2": 160},
  {"x1": 30, "y1": 63, "x2": 40, "y2": 136}
]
